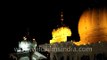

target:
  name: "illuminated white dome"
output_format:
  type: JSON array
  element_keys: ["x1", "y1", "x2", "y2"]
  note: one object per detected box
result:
[{"x1": 19, "y1": 41, "x2": 31, "y2": 51}]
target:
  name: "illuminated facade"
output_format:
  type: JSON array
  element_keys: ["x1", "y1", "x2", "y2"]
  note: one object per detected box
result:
[
  {"x1": 10, "y1": 8, "x2": 107, "y2": 60},
  {"x1": 40, "y1": 9, "x2": 107, "y2": 60},
  {"x1": 40, "y1": 41, "x2": 107, "y2": 60}
]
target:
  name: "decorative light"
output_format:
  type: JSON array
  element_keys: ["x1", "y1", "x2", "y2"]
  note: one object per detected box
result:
[
  {"x1": 33, "y1": 38, "x2": 35, "y2": 41},
  {"x1": 98, "y1": 41, "x2": 101, "y2": 43},
  {"x1": 19, "y1": 41, "x2": 30, "y2": 51},
  {"x1": 23, "y1": 36, "x2": 27, "y2": 40}
]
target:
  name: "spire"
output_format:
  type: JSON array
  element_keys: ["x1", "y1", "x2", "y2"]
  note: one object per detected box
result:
[
  {"x1": 60, "y1": 11, "x2": 64, "y2": 25},
  {"x1": 61, "y1": 11, "x2": 64, "y2": 22},
  {"x1": 56, "y1": 10, "x2": 65, "y2": 28}
]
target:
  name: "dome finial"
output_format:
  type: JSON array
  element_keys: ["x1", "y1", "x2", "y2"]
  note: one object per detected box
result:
[
  {"x1": 60, "y1": 9, "x2": 65, "y2": 26},
  {"x1": 60, "y1": 11, "x2": 64, "y2": 22}
]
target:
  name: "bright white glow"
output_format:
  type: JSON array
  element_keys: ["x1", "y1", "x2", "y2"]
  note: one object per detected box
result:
[
  {"x1": 23, "y1": 37, "x2": 27, "y2": 40},
  {"x1": 19, "y1": 41, "x2": 31, "y2": 51},
  {"x1": 33, "y1": 38, "x2": 35, "y2": 41},
  {"x1": 17, "y1": 49, "x2": 21, "y2": 52},
  {"x1": 19, "y1": 56, "x2": 29, "y2": 60}
]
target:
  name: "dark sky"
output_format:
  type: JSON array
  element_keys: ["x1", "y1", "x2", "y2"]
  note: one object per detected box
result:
[{"x1": 1, "y1": 0, "x2": 107, "y2": 59}]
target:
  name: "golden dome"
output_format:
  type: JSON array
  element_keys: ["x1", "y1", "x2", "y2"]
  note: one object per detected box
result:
[{"x1": 78, "y1": 8, "x2": 107, "y2": 44}]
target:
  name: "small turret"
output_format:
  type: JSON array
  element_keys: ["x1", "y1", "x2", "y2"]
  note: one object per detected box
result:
[{"x1": 23, "y1": 36, "x2": 27, "y2": 41}]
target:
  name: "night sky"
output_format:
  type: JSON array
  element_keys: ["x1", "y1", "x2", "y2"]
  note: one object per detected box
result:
[{"x1": 1, "y1": 0, "x2": 107, "y2": 59}]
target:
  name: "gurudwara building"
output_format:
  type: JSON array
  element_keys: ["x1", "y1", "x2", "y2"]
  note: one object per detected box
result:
[
  {"x1": 9, "y1": 35, "x2": 47, "y2": 60},
  {"x1": 10, "y1": 8, "x2": 107, "y2": 60},
  {"x1": 39, "y1": 8, "x2": 107, "y2": 60}
]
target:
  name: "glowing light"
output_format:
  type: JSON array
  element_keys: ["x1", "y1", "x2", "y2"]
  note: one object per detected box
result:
[
  {"x1": 73, "y1": 41, "x2": 82, "y2": 46},
  {"x1": 33, "y1": 38, "x2": 35, "y2": 41},
  {"x1": 74, "y1": 8, "x2": 107, "y2": 46},
  {"x1": 50, "y1": 27, "x2": 72, "y2": 44},
  {"x1": 23, "y1": 36, "x2": 27, "y2": 40},
  {"x1": 87, "y1": 42, "x2": 90, "y2": 44},
  {"x1": 98, "y1": 41, "x2": 101, "y2": 43},
  {"x1": 19, "y1": 41, "x2": 31, "y2": 51}
]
